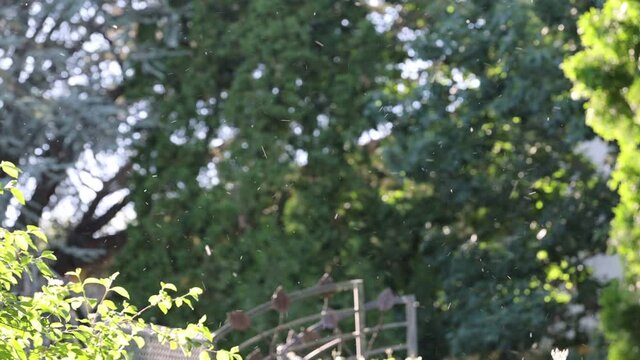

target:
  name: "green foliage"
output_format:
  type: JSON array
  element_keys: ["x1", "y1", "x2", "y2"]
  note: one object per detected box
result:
[
  {"x1": 0, "y1": 0, "x2": 131, "y2": 222},
  {"x1": 599, "y1": 282, "x2": 640, "y2": 358},
  {"x1": 0, "y1": 161, "x2": 229, "y2": 360},
  {"x1": 563, "y1": 0, "x2": 640, "y2": 358},
  {"x1": 380, "y1": 0, "x2": 615, "y2": 356},
  {"x1": 118, "y1": 0, "x2": 397, "y2": 326},
  {"x1": 117, "y1": 0, "x2": 615, "y2": 358},
  {"x1": 0, "y1": 0, "x2": 185, "y2": 275},
  {"x1": 564, "y1": 0, "x2": 640, "y2": 279}
]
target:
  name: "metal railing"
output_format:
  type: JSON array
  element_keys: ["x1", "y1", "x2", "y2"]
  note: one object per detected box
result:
[{"x1": 213, "y1": 277, "x2": 418, "y2": 359}]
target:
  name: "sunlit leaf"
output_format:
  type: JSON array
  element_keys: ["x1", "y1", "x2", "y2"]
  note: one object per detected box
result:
[
  {"x1": 110, "y1": 286, "x2": 130, "y2": 299},
  {"x1": 216, "y1": 350, "x2": 231, "y2": 360},
  {"x1": 30, "y1": 318, "x2": 42, "y2": 332},
  {"x1": 133, "y1": 336, "x2": 145, "y2": 349},
  {"x1": 10, "y1": 188, "x2": 25, "y2": 205},
  {"x1": 1, "y1": 161, "x2": 20, "y2": 178},
  {"x1": 14, "y1": 233, "x2": 29, "y2": 251}
]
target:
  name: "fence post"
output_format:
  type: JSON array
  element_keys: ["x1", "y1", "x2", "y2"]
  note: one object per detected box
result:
[
  {"x1": 353, "y1": 280, "x2": 366, "y2": 359},
  {"x1": 404, "y1": 295, "x2": 418, "y2": 358}
]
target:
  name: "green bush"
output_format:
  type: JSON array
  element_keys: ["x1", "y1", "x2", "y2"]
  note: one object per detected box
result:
[
  {"x1": 0, "y1": 161, "x2": 239, "y2": 360},
  {"x1": 563, "y1": 0, "x2": 640, "y2": 358}
]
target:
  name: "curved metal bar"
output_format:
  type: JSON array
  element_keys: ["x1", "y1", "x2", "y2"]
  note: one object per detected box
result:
[
  {"x1": 280, "y1": 322, "x2": 408, "y2": 358},
  {"x1": 214, "y1": 280, "x2": 362, "y2": 340},
  {"x1": 282, "y1": 295, "x2": 414, "y2": 348},
  {"x1": 238, "y1": 308, "x2": 355, "y2": 350},
  {"x1": 366, "y1": 321, "x2": 407, "y2": 332},
  {"x1": 213, "y1": 280, "x2": 419, "y2": 359},
  {"x1": 303, "y1": 338, "x2": 343, "y2": 360},
  {"x1": 284, "y1": 331, "x2": 358, "y2": 354}
]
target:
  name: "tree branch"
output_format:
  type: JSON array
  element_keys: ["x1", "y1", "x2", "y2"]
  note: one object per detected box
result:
[
  {"x1": 71, "y1": 194, "x2": 130, "y2": 246},
  {"x1": 77, "y1": 162, "x2": 132, "y2": 231},
  {"x1": 15, "y1": 138, "x2": 71, "y2": 227}
]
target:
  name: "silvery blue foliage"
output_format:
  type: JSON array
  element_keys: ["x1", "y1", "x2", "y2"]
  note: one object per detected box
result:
[{"x1": 0, "y1": 0, "x2": 183, "y2": 265}]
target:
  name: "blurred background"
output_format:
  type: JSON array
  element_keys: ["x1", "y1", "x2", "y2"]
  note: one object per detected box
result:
[{"x1": 1, "y1": 0, "x2": 639, "y2": 358}]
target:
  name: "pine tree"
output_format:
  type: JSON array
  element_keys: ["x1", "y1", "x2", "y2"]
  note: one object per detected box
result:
[{"x1": 0, "y1": 0, "x2": 179, "y2": 275}]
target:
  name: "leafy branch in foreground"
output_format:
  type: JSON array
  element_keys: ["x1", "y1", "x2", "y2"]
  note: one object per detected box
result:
[{"x1": 0, "y1": 161, "x2": 239, "y2": 360}]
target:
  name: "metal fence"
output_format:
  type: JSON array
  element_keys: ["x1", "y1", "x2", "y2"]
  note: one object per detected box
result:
[
  {"x1": 135, "y1": 277, "x2": 418, "y2": 360},
  {"x1": 213, "y1": 278, "x2": 418, "y2": 360}
]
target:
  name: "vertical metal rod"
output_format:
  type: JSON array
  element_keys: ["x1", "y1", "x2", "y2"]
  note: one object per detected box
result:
[
  {"x1": 352, "y1": 280, "x2": 366, "y2": 359},
  {"x1": 404, "y1": 295, "x2": 418, "y2": 358}
]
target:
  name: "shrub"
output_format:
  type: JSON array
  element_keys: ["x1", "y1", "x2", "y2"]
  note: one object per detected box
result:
[{"x1": 0, "y1": 161, "x2": 239, "y2": 360}]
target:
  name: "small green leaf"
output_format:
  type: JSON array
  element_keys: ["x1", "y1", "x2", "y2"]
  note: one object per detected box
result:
[
  {"x1": 201, "y1": 327, "x2": 213, "y2": 342},
  {"x1": 162, "y1": 282, "x2": 177, "y2": 291},
  {"x1": 1, "y1": 161, "x2": 20, "y2": 178},
  {"x1": 200, "y1": 352, "x2": 211, "y2": 360},
  {"x1": 30, "y1": 229, "x2": 48, "y2": 243},
  {"x1": 102, "y1": 299, "x2": 117, "y2": 310},
  {"x1": 30, "y1": 318, "x2": 42, "y2": 332},
  {"x1": 68, "y1": 282, "x2": 83, "y2": 293},
  {"x1": 123, "y1": 304, "x2": 137, "y2": 315},
  {"x1": 36, "y1": 261, "x2": 54, "y2": 278},
  {"x1": 33, "y1": 334, "x2": 44, "y2": 348},
  {"x1": 158, "y1": 301, "x2": 168, "y2": 314},
  {"x1": 216, "y1": 350, "x2": 230, "y2": 360},
  {"x1": 10, "y1": 188, "x2": 25, "y2": 205},
  {"x1": 189, "y1": 287, "x2": 203, "y2": 296},
  {"x1": 133, "y1": 336, "x2": 145, "y2": 349},
  {"x1": 65, "y1": 268, "x2": 81, "y2": 279},
  {"x1": 87, "y1": 298, "x2": 97, "y2": 308},
  {"x1": 14, "y1": 233, "x2": 29, "y2": 251},
  {"x1": 70, "y1": 299, "x2": 84, "y2": 310},
  {"x1": 40, "y1": 250, "x2": 56, "y2": 260},
  {"x1": 84, "y1": 278, "x2": 108, "y2": 287},
  {"x1": 182, "y1": 298, "x2": 193, "y2": 309},
  {"x1": 110, "y1": 286, "x2": 130, "y2": 299},
  {"x1": 148, "y1": 295, "x2": 160, "y2": 305},
  {"x1": 10, "y1": 339, "x2": 27, "y2": 360}
]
